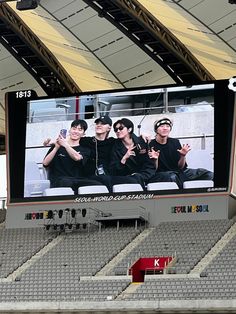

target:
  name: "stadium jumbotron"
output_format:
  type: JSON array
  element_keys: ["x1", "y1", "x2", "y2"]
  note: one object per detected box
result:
[{"x1": 0, "y1": 1, "x2": 236, "y2": 313}]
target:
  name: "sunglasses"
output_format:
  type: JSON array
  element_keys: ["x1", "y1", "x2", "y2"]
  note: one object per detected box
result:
[{"x1": 114, "y1": 126, "x2": 124, "y2": 132}]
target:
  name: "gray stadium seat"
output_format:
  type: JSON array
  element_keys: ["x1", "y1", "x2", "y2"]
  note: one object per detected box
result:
[
  {"x1": 183, "y1": 180, "x2": 214, "y2": 189},
  {"x1": 112, "y1": 183, "x2": 143, "y2": 193},
  {"x1": 78, "y1": 185, "x2": 109, "y2": 194},
  {"x1": 147, "y1": 182, "x2": 179, "y2": 191},
  {"x1": 24, "y1": 160, "x2": 50, "y2": 197},
  {"x1": 43, "y1": 187, "x2": 74, "y2": 196}
]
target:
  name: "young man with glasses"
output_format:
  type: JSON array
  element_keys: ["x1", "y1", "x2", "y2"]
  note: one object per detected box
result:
[
  {"x1": 110, "y1": 118, "x2": 156, "y2": 190},
  {"x1": 79, "y1": 115, "x2": 115, "y2": 192}
]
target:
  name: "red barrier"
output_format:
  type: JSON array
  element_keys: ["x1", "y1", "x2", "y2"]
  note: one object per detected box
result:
[{"x1": 129, "y1": 257, "x2": 174, "y2": 282}]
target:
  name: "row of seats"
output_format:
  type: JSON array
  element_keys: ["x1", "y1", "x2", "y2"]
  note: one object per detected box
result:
[
  {"x1": 42, "y1": 180, "x2": 213, "y2": 196},
  {"x1": 24, "y1": 147, "x2": 214, "y2": 197}
]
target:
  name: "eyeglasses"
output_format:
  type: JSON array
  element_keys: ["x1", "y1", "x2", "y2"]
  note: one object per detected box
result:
[{"x1": 114, "y1": 126, "x2": 124, "y2": 132}]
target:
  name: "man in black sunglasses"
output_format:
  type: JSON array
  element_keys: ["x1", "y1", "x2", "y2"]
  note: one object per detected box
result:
[
  {"x1": 110, "y1": 118, "x2": 156, "y2": 190},
  {"x1": 79, "y1": 115, "x2": 115, "y2": 192}
]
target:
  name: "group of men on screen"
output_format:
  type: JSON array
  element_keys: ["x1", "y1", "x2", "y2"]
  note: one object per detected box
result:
[{"x1": 43, "y1": 116, "x2": 213, "y2": 194}]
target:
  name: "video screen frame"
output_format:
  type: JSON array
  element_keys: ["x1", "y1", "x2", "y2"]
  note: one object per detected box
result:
[{"x1": 6, "y1": 79, "x2": 235, "y2": 204}]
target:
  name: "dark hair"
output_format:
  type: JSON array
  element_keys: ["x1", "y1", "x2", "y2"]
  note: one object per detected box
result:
[
  {"x1": 71, "y1": 119, "x2": 88, "y2": 131},
  {"x1": 113, "y1": 118, "x2": 134, "y2": 134}
]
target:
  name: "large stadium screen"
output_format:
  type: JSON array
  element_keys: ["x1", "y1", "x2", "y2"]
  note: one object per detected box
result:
[{"x1": 6, "y1": 79, "x2": 235, "y2": 204}]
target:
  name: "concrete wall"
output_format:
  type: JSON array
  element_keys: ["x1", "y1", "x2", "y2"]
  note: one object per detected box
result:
[{"x1": 5, "y1": 194, "x2": 234, "y2": 229}]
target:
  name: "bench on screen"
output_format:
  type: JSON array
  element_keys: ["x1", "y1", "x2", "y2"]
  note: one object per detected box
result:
[
  {"x1": 43, "y1": 187, "x2": 74, "y2": 196},
  {"x1": 78, "y1": 185, "x2": 109, "y2": 195},
  {"x1": 146, "y1": 182, "x2": 179, "y2": 191},
  {"x1": 112, "y1": 184, "x2": 143, "y2": 193},
  {"x1": 183, "y1": 180, "x2": 213, "y2": 189}
]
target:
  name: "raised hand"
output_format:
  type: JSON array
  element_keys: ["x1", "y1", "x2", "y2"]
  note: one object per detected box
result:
[
  {"x1": 125, "y1": 144, "x2": 136, "y2": 158},
  {"x1": 141, "y1": 133, "x2": 151, "y2": 143},
  {"x1": 148, "y1": 147, "x2": 160, "y2": 159},
  {"x1": 177, "y1": 143, "x2": 191, "y2": 156},
  {"x1": 121, "y1": 144, "x2": 136, "y2": 164},
  {"x1": 56, "y1": 134, "x2": 68, "y2": 148},
  {"x1": 43, "y1": 138, "x2": 52, "y2": 146}
]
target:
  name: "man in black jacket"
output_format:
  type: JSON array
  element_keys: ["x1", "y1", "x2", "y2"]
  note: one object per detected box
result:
[
  {"x1": 110, "y1": 118, "x2": 156, "y2": 190},
  {"x1": 79, "y1": 115, "x2": 115, "y2": 192}
]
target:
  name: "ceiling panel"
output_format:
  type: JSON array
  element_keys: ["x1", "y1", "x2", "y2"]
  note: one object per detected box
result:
[
  {"x1": 140, "y1": 0, "x2": 236, "y2": 79},
  {"x1": 117, "y1": 59, "x2": 173, "y2": 87},
  {"x1": 175, "y1": 0, "x2": 236, "y2": 48},
  {"x1": 101, "y1": 46, "x2": 149, "y2": 74},
  {"x1": 87, "y1": 31, "x2": 128, "y2": 57},
  {"x1": 11, "y1": 3, "x2": 124, "y2": 91},
  {"x1": 38, "y1": 0, "x2": 173, "y2": 89},
  {"x1": 228, "y1": 37, "x2": 236, "y2": 49},
  {"x1": 0, "y1": 44, "x2": 45, "y2": 134},
  {"x1": 185, "y1": 0, "x2": 236, "y2": 26},
  {"x1": 174, "y1": 0, "x2": 204, "y2": 10},
  {"x1": 208, "y1": 11, "x2": 236, "y2": 32},
  {"x1": 66, "y1": 15, "x2": 117, "y2": 43},
  {"x1": 40, "y1": 0, "x2": 76, "y2": 13},
  {"x1": 53, "y1": 1, "x2": 94, "y2": 26},
  {"x1": 218, "y1": 26, "x2": 236, "y2": 44}
]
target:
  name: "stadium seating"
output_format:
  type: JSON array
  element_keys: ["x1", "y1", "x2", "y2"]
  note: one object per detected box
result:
[
  {"x1": 24, "y1": 160, "x2": 50, "y2": 197},
  {"x1": 0, "y1": 217, "x2": 235, "y2": 307}
]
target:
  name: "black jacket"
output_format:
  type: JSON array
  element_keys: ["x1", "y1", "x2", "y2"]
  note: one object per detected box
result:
[
  {"x1": 80, "y1": 136, "x2": 115, "y2": 175},
  {"x1": 110, "y1": 134, "x2": 156, "y2": 182}
]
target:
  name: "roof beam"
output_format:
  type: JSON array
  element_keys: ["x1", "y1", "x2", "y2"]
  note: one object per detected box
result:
[
  {"x1": 85, "y1": 0, "x2": 214, "y2": 84},
  {"x1": 0, "y1": 3, "x2": 81, "y2": 96}
]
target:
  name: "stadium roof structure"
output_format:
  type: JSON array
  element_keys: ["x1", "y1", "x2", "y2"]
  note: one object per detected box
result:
[{"x1": 0, "y1": 0, "x2": 236, "y2": 134}]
